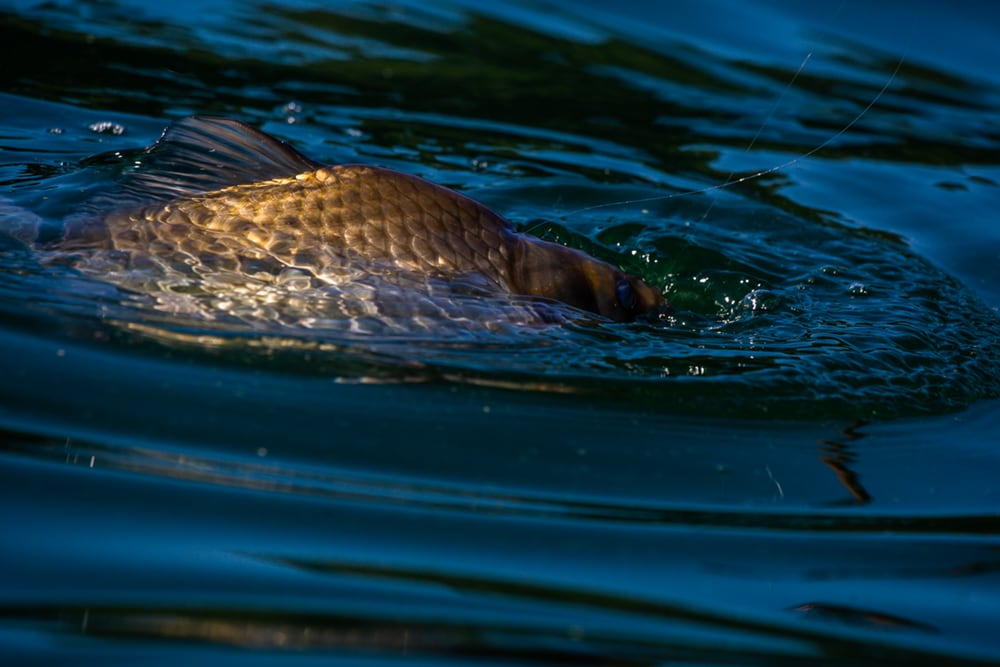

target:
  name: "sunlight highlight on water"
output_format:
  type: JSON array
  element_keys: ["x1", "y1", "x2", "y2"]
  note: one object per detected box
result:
[{"x1": 2, "y1": 1, "x2": 1000, "y2": 665}]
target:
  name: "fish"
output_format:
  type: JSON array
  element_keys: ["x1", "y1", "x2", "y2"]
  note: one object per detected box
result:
[{"x1": 46, "y1": 117, "x2": 663, "y2": 330}]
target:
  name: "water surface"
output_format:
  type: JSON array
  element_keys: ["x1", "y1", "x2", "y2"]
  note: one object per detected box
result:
[{"x1": 2, "y1": 1, "x2": 1000, "y2": 664}]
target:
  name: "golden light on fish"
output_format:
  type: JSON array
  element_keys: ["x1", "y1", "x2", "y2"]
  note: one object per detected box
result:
[{"x1": 55, "y1": 117, "x2": 664, "y2": 326}]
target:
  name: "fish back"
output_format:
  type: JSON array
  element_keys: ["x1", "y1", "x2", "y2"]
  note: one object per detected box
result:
[{"x1": 104, "y1": 165, "x2": 519, "y2": 290}]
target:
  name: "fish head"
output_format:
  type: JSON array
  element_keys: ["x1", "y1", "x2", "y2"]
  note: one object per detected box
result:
[{"x1": 512, "y1": 238, "x2": 664, "y2": 322}]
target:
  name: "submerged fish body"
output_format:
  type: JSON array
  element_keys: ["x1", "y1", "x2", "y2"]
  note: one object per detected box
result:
[{"x1": 51, "y1": 117, "x2": 662, "y2": 331}]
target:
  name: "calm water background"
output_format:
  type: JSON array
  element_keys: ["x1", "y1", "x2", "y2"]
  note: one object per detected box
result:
[{"x1": 2, "y1": 0, "x2": 1000, "y2": 664}]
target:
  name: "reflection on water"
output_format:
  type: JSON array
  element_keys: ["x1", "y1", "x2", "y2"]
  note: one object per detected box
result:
[
  {"x1": 4, "y1": 421, "x2": 998, "y2": 531},
  {"x1": 2, "y1": 1, "x2": 1000, "y2": 665},
  {"x1": 0, "y1": 602, "x2": 954, "y2": 664},
  {"x1": 817, "y1": 421, "x2": 871, "y2": 505},
  {"x1": 4, "y1": 411, "x2": 999, "y2": 665}
]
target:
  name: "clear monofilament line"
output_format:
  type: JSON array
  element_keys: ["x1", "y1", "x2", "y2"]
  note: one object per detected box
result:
[{"x1": 563, "y1": 56, "x2": 905, "y2": 218}]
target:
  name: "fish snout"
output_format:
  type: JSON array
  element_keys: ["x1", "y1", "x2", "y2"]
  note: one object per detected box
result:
[
  {"x1": 512, "y1": 238, "x2": 664, "y2": 322},
  {"x1": 581, "y1": 262, "x2": 664, "y2": 322}
]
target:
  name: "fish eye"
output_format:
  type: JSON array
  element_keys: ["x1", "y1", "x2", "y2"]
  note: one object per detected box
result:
[{"x1": 616, "y1": 278, "x2": 637, "y2": 312}]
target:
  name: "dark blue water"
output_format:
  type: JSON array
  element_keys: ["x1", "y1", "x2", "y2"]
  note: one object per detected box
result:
[{"x1": 2, "y1": 1, "x2": 1000, "y2": 664}]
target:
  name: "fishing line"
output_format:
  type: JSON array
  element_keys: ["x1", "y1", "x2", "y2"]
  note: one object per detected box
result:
[
  {"x1": 563, "y1": 55, "x2": 906, "y2": 217},
  {"x1": 747, "y1": 52, "x2": 813, "y2": 153},
  {"x1": 697, "y1": 50, "x2": 815, "y2": 225}
]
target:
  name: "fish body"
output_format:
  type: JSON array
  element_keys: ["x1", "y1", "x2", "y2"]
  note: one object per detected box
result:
[{"x1": 53, "y1": 117, "x2": 663, "y2": 327}]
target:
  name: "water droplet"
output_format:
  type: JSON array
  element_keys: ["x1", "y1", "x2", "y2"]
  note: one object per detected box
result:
[
  {"x1": 88, "y1": 121, "x2": 125, "y2": 135},
  {"x1": 741, "y1": 289, "x2": 776, "y2": 314}
]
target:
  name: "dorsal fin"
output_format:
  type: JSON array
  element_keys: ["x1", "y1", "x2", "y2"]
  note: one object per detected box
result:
[{"x1": 120, "y1": 116, "x2": 324, "y2": 203}]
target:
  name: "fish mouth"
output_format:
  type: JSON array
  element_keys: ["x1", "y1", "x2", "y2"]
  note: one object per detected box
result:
[{"x1": 624, "y1": 273, "x2": 667, "y2": 319}]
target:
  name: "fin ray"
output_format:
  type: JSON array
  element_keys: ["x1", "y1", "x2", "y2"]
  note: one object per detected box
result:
[{"x1": 120, "y1": 116, "x2": 323, "y2": 202}]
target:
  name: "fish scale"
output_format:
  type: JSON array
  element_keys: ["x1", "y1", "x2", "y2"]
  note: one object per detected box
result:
[
  {"x1": 48, "y1": 117, "x2": 662, "y2": 327},
  {"x1": 106, "y1": 165, "x2": 520, "y2": 291}
]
